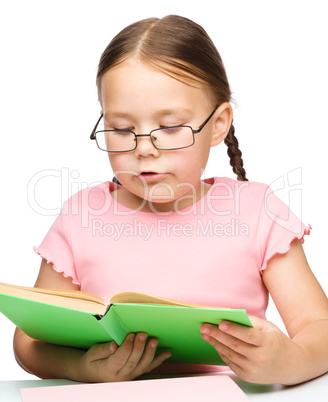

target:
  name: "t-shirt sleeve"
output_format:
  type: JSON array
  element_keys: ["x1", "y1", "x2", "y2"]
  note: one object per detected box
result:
[
  {"x1": 259, "y1": 185, "x2": 311, "y2": 272},
  {"x1": 33, "y1": 200, "x2": 80, "y2": 285}
]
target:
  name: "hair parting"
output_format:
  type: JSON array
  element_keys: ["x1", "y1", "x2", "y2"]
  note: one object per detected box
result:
[{"x1": 97, "y1": 15, "x2": 247, "y2": 181}]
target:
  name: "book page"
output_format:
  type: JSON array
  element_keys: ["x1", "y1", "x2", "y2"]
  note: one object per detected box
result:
[
  {"x1": 0, "y1": 283, "x2": 107, "y2": 314},
  {"x1": 110, "y1": 291, "x2": 218, "y2": 308}
]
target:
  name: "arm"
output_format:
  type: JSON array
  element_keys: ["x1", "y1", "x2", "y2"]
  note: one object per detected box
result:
[
  {"x1": 14, "y1": 259, "x2": 171, "y2": 382},
  {"x1": 200, "y1": 238, "x2": 328, "y2": 385}
]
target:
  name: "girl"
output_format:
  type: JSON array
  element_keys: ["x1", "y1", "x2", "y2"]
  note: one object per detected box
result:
[{"x1": 14, "y1": 15, "x2": 328, "y2": 385}]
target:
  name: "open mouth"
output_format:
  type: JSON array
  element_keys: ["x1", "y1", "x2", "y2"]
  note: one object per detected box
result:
[{"x1": 137, "y1": 172, "x2": 168, "y2": 181}]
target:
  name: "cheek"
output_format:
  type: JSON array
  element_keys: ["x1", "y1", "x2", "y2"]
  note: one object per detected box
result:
[
  {"x1": 108, "y1": 154, "x2": 134, "y2": 175},
  {"x1": 184, "y1": 140, "x2": 211, "y2": 168},
  {"x1": 193, "y1": 133, "x2": 213, "y2": 167},
  {"x1": 170, "y1": 146, "x2": 210, "y2": 179}
]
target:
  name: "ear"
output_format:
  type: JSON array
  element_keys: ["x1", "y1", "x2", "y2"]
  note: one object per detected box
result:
[{"x1": 210, "y1": 102, "x2": 233, "y2": 147}]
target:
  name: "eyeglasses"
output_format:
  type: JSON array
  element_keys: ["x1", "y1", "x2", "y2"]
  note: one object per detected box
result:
[{"x1": 90, "y1": 106, "x2": 218, "y2": 153}]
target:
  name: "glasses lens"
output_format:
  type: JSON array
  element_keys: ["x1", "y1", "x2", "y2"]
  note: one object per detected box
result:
[
  {"x1": 151, "y1": 126, "x2": 194, "y2": 150},
  {"x1": 95, "y1": 130, "x2": 136, "y2": 152}
]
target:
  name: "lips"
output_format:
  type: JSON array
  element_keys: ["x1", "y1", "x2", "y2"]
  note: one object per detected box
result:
[
  {"x1": 136, "y1": 171, "x2": 168, "y2": 182},
  {"x1": 138, "y1": 170, "x2": 161, "y2": 176}
]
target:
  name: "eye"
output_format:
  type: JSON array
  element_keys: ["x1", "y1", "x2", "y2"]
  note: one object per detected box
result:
[
  {"x1": 104, "y1": 120, "x2": 134, "y2": 131},
  {"x1": 160, "y1": 126, "x2": 184, "y2": 134},
  {"x1": 112, "y1": 127, "x2": 134, "y2": 131},
  {"x1": 111, "y1": 129, "x2": 134, "y2": 136}
]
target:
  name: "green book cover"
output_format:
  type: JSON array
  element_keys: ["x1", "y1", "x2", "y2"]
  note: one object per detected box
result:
[{"x1": 0, "y1": 286, "x2": 252, "y2": 366}]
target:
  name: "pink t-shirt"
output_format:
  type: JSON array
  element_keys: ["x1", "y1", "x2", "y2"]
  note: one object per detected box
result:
[{"x1": 34, "y1": 177, "x2": 310, "y2": 373}]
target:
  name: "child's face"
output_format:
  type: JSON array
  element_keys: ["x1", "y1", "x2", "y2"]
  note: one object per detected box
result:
[{"x1": 99, "y1": 57, "x2": 231, "y2": 212}]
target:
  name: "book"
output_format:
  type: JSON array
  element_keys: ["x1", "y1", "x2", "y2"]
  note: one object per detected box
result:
[
  {"x1": 20, "y1": 375, "x2": 251, "y2": 401},
  {"x1": 0, "y1": 282, "x2": 252, "y2": 365}
]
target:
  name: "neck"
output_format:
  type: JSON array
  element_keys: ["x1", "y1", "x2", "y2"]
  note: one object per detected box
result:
[{"x1": 112, "y1": 180, "x2": 212, "y2": 213}]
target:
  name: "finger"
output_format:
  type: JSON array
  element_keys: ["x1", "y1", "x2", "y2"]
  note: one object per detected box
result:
[
  {"x1": 133, "y1": 338, "x2": 171, "y2": 376},
  {"x1": 145, "y1": 349, "x2": 172, "y2": 373},
  {"x1": 201, "y1": 330, "x2": 248, "y2": 366},
  {"x1": 219, "y1": 351, "x2": 246, "y2": 378},
  {"x1": 199, "y1": 327, "x2": 254, "y2": 379},
  {"x1": 249, "y1": 315, "x2": 281, "y2": 333},
  {"x1": 219, "y1": 320, "x2": 266, "y2": 347},
  {"x1": 201, "y1": 320, "x2": 264, "y2": 347},
  {"x1": 117, "y1": 332, "x2": 149, "y2": 376},
  {"x1": 109, "y1": 333, "x2": 136, "y2": 371},
  {"x1": 87, "y1": 341, "x2": 118, "y2": 362},
  {"x1": 200, "y1": 323, "x2": 259, "y2": 361}
]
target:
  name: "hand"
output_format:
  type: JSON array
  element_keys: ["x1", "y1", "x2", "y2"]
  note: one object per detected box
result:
[
  {"x1": 77, "y1": 332, "x2": 171, "y2": 382},
  {"x1": 200, "y1": 316, "x2": 304, "y2": 384}
]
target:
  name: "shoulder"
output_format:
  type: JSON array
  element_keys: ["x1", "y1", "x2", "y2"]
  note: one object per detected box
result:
[
  {"x1": 61, "y1": 181, "x2": 117, "y2": 214},
  {"x1": 210, "y1": 177, "x2": 270, "y2": 201},
  {"x1": 201, "y1": 177, "x2": 271, "y2": 219}
]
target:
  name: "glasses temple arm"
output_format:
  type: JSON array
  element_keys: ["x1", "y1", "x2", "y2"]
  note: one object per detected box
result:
[
  {"x1": 193, "y1": 105, "x2": 218, "y2": 134},
  {"x1": 90, "y1": 114, "x2": 103, "y2": 139}
]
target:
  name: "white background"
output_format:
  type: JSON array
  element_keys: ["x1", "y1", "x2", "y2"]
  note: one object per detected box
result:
[{"x1": 0, "y1": 0, "x2": 327, "y2": 380}]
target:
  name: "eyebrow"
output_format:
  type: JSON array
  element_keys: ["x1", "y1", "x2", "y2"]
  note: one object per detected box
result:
[
  {"x1": 155, "y1": 107, "x2": 193, "y2": 118},
  {"x1": 104, "y1": 107, "x2": 193, "y2": 121}
]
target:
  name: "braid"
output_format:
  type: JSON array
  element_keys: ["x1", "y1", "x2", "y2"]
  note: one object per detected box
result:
[{"x1": 224, "y1": 123, "x2": 248, "y2": 181}]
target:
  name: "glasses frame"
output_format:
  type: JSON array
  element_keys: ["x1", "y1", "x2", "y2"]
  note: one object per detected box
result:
[{"x1": 90, "y1": 105, "x2": 218, "y2": 153}]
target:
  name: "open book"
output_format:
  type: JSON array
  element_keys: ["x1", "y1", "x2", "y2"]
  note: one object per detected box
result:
[{"x1": 0, "y1": 282, "x2": 252, "y2": 366}]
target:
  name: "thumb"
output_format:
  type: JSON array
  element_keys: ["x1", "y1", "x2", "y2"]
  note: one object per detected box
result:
[{"x1": 249, "y1": 315, "x2": 280, "y2": 331}]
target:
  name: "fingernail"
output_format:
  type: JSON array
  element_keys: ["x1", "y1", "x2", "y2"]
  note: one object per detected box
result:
[
  {"x1": 109, "y1": 342, "x2": 116, "y2": 353},
  {"x1": 200, "y1": 325, "x2": 210, "y2": 334},
  {"x1": 138, "y1": 333, "x2": 147, "y2": 342},
  {"x1": 150, "y1": 341, "x2": 158, "y2": 349},
  {"x1": 201, "y1": 334, "x2": 210, "y2": 342},
  {"x1": 220, "y1": 322, "x2": 229, "y2": 331},
  {"x1": 129, "y1": 333, "x2": 136, "y2": 342}
]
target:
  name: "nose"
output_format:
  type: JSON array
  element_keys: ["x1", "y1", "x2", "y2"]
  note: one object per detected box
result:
[{"x1": 134, "y1": 134, "x2": 160, "y2": 157}]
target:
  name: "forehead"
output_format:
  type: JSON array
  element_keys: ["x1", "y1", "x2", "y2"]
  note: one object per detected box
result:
[{"x1": 99, "y1": 58, "x2": 212, "y2": 113}]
